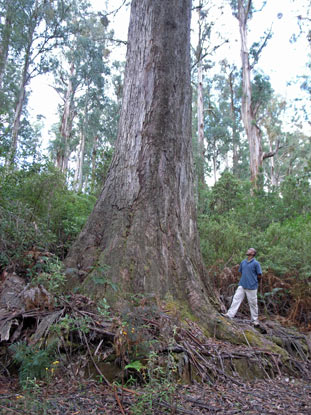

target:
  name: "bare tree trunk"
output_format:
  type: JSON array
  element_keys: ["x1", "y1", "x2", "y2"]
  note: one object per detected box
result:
[
  {"x1": 74, "y1": 129, "x2": 86, "y2": 192},
  {"x1": 57, "y1": 62, "x2": 75, "y2": 173},
  {"x1": 228, "y1": 70, "x2": 239, "y2": 176},
  {"x1": 212, "y1": 151, "x2": 217, "y2": 185},
  {"x1": 5, "y1": 47, "x2": 31, "y2": 168},
  {"x1": 65, "y1": 0, "x2": 216, "y2": 323},
  {"x1": 0, "y1": 2, "x2": 13, "y2": 90},
  {"x1": 238, "y1": 0, "x2": 263, "y2": 186},
  {"x1": 269, "y1": 140, "x2": 277, "y2": 187},
  {"x1": 90, "y1": 135, "x2": 98, "y2": 194},
  {"x1": 74, "y1": 86, "x2": 90, "y2": 192}
]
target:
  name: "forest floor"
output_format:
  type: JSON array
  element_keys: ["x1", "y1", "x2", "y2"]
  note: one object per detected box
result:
[
  {"x1": 0, "y1": 267, "x2": 310, "y2": 415},
  {"x1": 0, "y1": 373, "x2": 311, "y2": 414}
]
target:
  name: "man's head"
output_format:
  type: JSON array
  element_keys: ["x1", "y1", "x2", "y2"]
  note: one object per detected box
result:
[{"x1": 246, "y1": 248, "x2": 256, "y2": 258}]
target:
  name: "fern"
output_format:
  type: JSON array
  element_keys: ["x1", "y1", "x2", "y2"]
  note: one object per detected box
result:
[{"x1": 9, "y1": 341, "x2": 58, "y2": 384}]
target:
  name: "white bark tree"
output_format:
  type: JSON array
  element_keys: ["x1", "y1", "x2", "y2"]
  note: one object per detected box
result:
[{"x1": 234, "y1": 0, "x2": 277, "y2": 187}]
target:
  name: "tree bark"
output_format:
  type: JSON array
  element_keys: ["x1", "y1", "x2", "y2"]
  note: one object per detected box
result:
[
  {"x1": 237, "y1": 0, "x2": 263, "y2": 186},
  {"x1": 197, "y1": 61, "x2": 206, "y2": 190},
  {"x1": 228, "y1": 70, "x2": 239, "y2": 176},
  {"x1": 65, "y1": 0, "x2": 216, "y2": 323},
  {"x1": 74, "y1": 85, "x2": 90, "y2": 192},
  {"x1": 90, "y1": 135, "x2": 98, "y2": 194},
  {"x1": 195, "y1": 2, "x2": 206, "y2": 194},
  {"x1": 0, "y1": 1, "x2": 13, "y2": 91},
  {"x1": 74, "y1": 129, "x2": 86, "y2": 192},
  {"x1": 5, "y1": 45, "x2": 31, "y2": 168},
  {"x1": 268, "y1": 140, "x2": 277, "y2": 187},
  {"x1": 57, "y1": 62, "x2": 75, "y2": 173}
]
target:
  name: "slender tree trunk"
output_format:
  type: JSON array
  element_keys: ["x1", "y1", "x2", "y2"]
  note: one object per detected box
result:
[
  {"x1": 268, "y1": 140, "x2": 278, "y2": 187},
  {"x1": 74, "y1": 129, "x2": 86, "y2": 192},
  {"x1": 74, "y1": 86, "x2": 90, "y2": 192},
  {"x1": 228, "y1": 70, "x2": 239, "y2": 176},
  {"x1": 213, "y1": 153, "x2": 217, "y2": 185},
  {"x1": 5, "y1": 47, "x2": 31, "y2": 168},
  {"x1": 238, "y1": 0, "x2": 263, "y2": 186},
  {"x1": 90, "y1": 135, "x2": 98, "y2": 194},
  {"x1": 57, "y1": 62, "x2": 75, "y2": 173},
  {"x1": 65, "y1": 0, "x2": 216, "y2": 323},
  {"x1": 5, "y1": 4, "x2": 39, "y2": 168},
  {"x1": 0, "y1": 2, "x2": 13, "y2": 90}
]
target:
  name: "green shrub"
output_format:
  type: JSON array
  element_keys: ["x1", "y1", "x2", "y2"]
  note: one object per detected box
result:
[
  {"x1": 0, "y1": 162, "x2": 96, "y2": 270},
  {"x1": 261, "y1": 215, "x2": 311, "y2": 278},
  {"x1": 9, "y1": 341, "x2": 58, "y2": 385},
  {"x1": 198, "y1": 216, "x2": 246, "y2": 269},
  {"x1": 30, "y1": 257, "x2": 66, "y2": 295},
  {"x1": 0, "y1": 202, "x2": 55, "y2": 270}
]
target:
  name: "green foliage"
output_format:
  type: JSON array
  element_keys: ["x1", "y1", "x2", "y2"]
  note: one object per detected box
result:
[
  {"x1": 199, "y1": 171, "x2": 311, "y2": 279},
  {"x1": 280, "y1": 174, "x2": 311, "y2": 219},
  {"x1": 97, "y1": 298, "x2": 111, "y2": 317},
  {"x1": 9, "y1": 341, "x2": 58, "y2": 385},
  {"x1": 125, "y1": 360, "x2": 146, "y2": 372},
  {"x1": 199, "y1": 216, "x2": 245, "y2": 269},
  {"x1": 262, "y1": 216, "x2": 311, "y2": 278},
  {"x1": 207, "y1": 171, "x2": 243, "y2": 215},
  {"x1": 91, "y1": 264, "x2": 118, "y2": 293},
  {"x1": 251, "y1": 72, "x2": 273, "y2": 113},
  {"x1": 30, "y1": 258, "x2": 66, "y2": 295},
  {"x1": 130, "y1": 351, "x2": 177, "y2": 415},
  {"x1": 0, "y1": 162, "x2": 96, "y2": 270},
  {"x1": 50, "y1": 314, "x2": 90, "y2": 336}
]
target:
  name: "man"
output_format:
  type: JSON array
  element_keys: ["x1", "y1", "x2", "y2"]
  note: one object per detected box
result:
[{"x1": 223, "y1": 248, "x2": 262, "y2": 326}]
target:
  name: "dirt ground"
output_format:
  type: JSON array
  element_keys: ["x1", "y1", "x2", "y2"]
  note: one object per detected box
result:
[{"x1": 0, "y1": 374, "x2": 310, "y2": 415}]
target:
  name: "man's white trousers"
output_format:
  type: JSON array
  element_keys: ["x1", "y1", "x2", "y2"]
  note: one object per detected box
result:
[{"x1": 227, "y1": 286, "x2": 259, "y2": 323}]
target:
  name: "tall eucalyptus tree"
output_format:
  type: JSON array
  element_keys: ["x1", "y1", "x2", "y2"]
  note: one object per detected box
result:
[
  {"x1": 51, "y1": 11, "x2": 113, "y2": 182},
  {"x1": 0, "y1": 0, "x2": 14, "y2": 90},
  {"x1": 192, "y1": 0, "x2": 227, "y2": 198},
  {"x1": 65, "y1": 0, "x2": 219, "y2": 327},
  {"x1": 231, "y1": 0, "x2": 278, "y2": 187},
  {"x1": 4, "y1": 0, "x2": 70, "y2": 168}
]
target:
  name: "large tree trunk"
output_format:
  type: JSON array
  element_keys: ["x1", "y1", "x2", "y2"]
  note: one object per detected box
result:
[
  {"x1": 197, "y1": 61, "x2": 206, "y2": 191},
  {"x1": 195, "y1": 1, "x2": 206, "y2": 197},
  {"x1": 65, "y1": 0, "x2": 301, "y2": 357},
  {"x1": 238, "y1": 0, "x2": 263, "y2": 186},
  {"x1": 65, "y1": 0, "x2": 216, "y2": 324}
]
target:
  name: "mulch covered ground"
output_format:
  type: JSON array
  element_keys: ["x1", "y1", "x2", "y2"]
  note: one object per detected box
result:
[{"x1": 0, "y1": 374, "x2": 310, "y2": 414}]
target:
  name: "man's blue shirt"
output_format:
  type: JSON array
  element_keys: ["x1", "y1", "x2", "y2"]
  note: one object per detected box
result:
[{"x1": 238, "y1": 258, "x2": 262, "y2": 290}]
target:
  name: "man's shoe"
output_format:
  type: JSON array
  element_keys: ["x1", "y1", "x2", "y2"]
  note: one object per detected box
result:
[
  {"x1": 253, "y1": 322, "x2": 267, "y2": 334},
  {"x1": 221, "y1": 313, "x2": 232, "y2": 319}
]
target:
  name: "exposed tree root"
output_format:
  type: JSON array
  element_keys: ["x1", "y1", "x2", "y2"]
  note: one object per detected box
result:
[{"x1": 0, "y1": 291, "x2": 310, "y2": 386}]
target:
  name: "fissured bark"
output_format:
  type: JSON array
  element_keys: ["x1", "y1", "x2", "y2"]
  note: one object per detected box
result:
[{"x1": 65, "y1": 0, "x2": 216, "y2": 322}]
